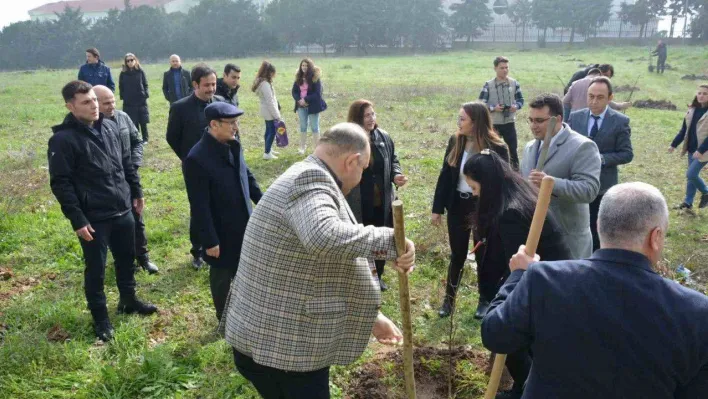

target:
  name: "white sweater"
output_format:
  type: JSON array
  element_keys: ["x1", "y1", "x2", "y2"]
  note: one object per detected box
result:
[{"x1": 256, "y1": 81, "x2": 281, "y2": 121}]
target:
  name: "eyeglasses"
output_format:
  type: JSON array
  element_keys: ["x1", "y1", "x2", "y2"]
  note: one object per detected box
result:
[
  {"x1": 527, "y1": 117, "x2": 551, "y2": 125},
  {"x1": 219, "y1": 119, "x2": 239, "y2": 127}
]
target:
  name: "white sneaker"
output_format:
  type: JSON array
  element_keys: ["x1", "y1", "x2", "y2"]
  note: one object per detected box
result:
[
  {"x1": 271, "y1": 150, "x2": 279, "y2": 155},
  {"x1": 263, "y1": 152, "x2": 278, "y2": 160},
  {"x1": 297, "y1": 148, "x2": 306, "y2": 155}
]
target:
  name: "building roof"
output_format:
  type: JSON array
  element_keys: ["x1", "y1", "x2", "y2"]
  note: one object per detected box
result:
[{"x1": 29, "y1": 0, "x2": 175, "y2": 15}]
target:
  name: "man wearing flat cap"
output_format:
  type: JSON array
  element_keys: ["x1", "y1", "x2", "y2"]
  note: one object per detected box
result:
[{"x1": 183, "y1": 102, "x2": 262, "y2": 320}]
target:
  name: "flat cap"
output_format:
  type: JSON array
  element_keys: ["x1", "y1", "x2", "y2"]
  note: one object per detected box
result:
[{"x1": 205, "y1": 102, "x2": 244, "y2": 121}]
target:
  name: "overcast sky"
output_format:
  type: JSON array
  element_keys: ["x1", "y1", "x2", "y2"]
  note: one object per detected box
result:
[{"x1": 0, "y1": 1, "x2": 681, "y2": 33}]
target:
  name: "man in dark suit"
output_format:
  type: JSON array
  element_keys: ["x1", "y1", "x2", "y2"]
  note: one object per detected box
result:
[
  {"x1": 568, "y1": 77, "x2": 633, "y2": 251},
  {"x1": 183, "y1": 102, "x2": 262, "y2": 320},
  {"x1": 482, "y1": 182, "x2": 708, "y2": 398},
  {"x1": 162, "y1": 54, "x2": 192, "y2": 104},
  {"x1": 166, "y1": 64, "x2": 224, "y2": 269}
]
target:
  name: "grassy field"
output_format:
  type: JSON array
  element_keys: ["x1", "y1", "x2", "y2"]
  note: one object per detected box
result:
[{"x1": 1, "y1": 46, "x2": 707, "y2": 398}]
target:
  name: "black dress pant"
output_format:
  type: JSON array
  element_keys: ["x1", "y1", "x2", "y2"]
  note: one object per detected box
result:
[
  {"x1": 494, "y1": 123, "x2": 519, "y2": 169},
  {"x1": 506, "y1": 349, "x2": 532, "y2": 393},
  {"x1": 445, "y1": 193, "x2": 477, "y2": 302},
  {"x1": 182, "y1": 163, "x2": 201, "y2": 258},
  {"x1": 138, "y1": 122, "x2": 149, "y2": 142},
  {"x1": 657, "y1": 57, "x2": 666, "y2": 74},
  {"x1": 132, "y1": 208, "x2": 149, "y2": 263},
  {"x1": 210, "y1": 266, "x2": 237, "y2": 321},
  {"x1": 589, "y1": 194, "x2": 603, "y2": 252},
  {"x1": 78, "y1": 212, "x2": 137, "y2": 312},
  {"x1": 363, "y1": 206, "x2": 387, "y2": 278},
  {"x1": 233, "y1": 349, "x2": 330, "y2": 399}
]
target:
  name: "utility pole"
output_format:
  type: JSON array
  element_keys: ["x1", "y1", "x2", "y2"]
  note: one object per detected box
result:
[{"x1": 682, "y1": 0, "x2": 689, "y2": 43}]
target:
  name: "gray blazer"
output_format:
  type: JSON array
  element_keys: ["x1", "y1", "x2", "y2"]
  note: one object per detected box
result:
[
  {"x1": 567, "y1": 107, "x2": 633, "y2": 194},
  {"x1": 520, "y1": 124, "x2": 601, "y2": 260},
  {"x1": 222, "y1": 156, "x2": 399, "y2": 372}
]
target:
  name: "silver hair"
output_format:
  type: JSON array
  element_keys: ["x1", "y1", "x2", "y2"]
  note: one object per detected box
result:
[
  {"x1": 598, "y1": 182, "x2": 668, "y2": 247},
  {"x1": 318, "y1": 122, "x2": 369, "y2": 156}
]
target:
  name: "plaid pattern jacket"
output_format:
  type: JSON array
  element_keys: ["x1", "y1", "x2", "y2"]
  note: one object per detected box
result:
[{"x1": 223, "y1": 155, "x2": 398, "y2": 372}]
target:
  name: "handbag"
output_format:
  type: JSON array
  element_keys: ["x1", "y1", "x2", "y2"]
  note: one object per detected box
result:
[{"x1": 274, "y1": 120, "x2": 289, "y2": 147}]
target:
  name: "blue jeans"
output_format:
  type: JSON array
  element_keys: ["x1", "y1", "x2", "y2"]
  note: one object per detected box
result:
[
  {"x1": 685, "y1": 154, "x2": 708, "y2": 205},
  {"x1": 297, "y1": 108, "x2": 320, "y2": 133},
  {"x1": 264, "y1": 120, "x2": 276, "y2": 154}
]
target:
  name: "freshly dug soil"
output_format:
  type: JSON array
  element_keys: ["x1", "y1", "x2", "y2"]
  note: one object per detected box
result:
[
  {"x1": 681, "y1": 74, "x2": 708, "y2": 80},
  {"x1": 614, "y1": 85, "x2": 640, "y2": 93},
  {"x1": 633, "y1": 99, "x2": 677, "y2": 110},
  {"x1": 347, "y1": 346, "x2": 512, "y2": 399}
]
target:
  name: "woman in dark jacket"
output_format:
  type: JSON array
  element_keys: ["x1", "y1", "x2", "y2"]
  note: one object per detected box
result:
[
  {"x1": 668, "y1": 84, "x2": 708, "y2": 212},
  {"x1": 291, "y1": 58, "x2": 327, "y2": 155},
  {"x1": 119, "y1": 53, "x2": 150, "y2": 142},
  {"x1": 462, "y1": 150, "x2": 571, "y2": 399},
  {"x1": 345, "y1": 99, "x2": 407, "y2": 291},
  {"x1": 432, "y1": 102, "x2": 509, "y2": 318}
]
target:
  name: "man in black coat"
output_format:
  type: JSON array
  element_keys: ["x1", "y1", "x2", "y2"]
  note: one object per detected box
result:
[
  {"x1": 564, "y1": 63, "x2": 614, "y2": 94},
  {"x1": 183, "y1": 102, "x2": 262, "y2": 320},
  {"x1": 483, "y1": 182, "x2": 708, "y2": 398},
  {"x1": 166, "y1": 64, "x2": 224, "y2": 269},
  {"x1": 652, "y1": 40, "x2": 668, "y2": 74},
  {"x1": 94, "y1": 85, "x2": 158, "y2": 274},
  {"x1": 162, "y1": 55, "x2": 192, "y2": 104},
  {"x1": 216, "y1": 63, "x2": 240, "y2": 107},
  {"x1": 48, "y1": 81, "x2": 157, "y2": 342}
]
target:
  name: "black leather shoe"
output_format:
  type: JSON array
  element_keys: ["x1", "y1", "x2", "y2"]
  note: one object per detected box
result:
[
  {"x1": 675, "y1": 202, "x2": 692, "y2": 210},
  {"x1": 138, "y1": 258, "x2": 159, "y2": 274},
  {"x1": 117, "y1": 298, "x2": 158, "y2": 315},
  {"x1": 700, "y1": 194, "x2": 708, "y2": 209},
  {"x1": 474, "y1": 299, "x2": 490, "y2": 320},
  {"x1": 379, "y1": 278, "x2": 388, "y2": 292},
  {"x1": 191, "y1": 256, "x2": 203, "y2": 270},
  {"x1": 438, "y1": 299, "x2": 453, "y2": 318},
  {"x1": 94, "y1": 319, "x2": 114, "y2": 342}
]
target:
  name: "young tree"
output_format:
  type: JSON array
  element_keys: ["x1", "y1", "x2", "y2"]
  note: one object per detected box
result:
[
  {"x1": 448, "y1": 0, "x2": 492, "y2": 47},
  {"x1": 690, "y1": 0, "x2": 708, "y2": 39},
  {"x1": 618, "y1": 0, "x2": 667, "y2": 38},
  {"x1": 531, "y1": 0, "x2": 565, "y2": 46},
  {"x1": 562, "y1": 0, "x2": 612, "y2": 44}
]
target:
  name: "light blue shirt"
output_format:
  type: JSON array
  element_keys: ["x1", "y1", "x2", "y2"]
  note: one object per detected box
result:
[{"x1": 587, "y1": 106, "x2": 609, "y2": 136}]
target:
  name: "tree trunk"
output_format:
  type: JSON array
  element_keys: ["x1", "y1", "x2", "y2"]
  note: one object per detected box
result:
[
  {"x1": 569, "y1": 25, "x2": 575, "y2": 44},
  {"x1": 466, "y1": 34, "x2": 471, "y2": 48},
  {"x1": 669, "y1": 15, "x2": 676, "y2": 38},
  {"x1": 640, "y1": 23, "x2": 645, "y2": 38},
  {"x1": 514, "y1": 25, "x2": 518, "y2": 42},
  {"x1": 618, "y1": 21, "x2": 623, "y2": 38},
  {"x1": 522, "y1": 23, "x2": 526, "y2": 49}
]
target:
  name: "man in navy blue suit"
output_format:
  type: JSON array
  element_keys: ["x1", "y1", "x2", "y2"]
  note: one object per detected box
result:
[{"x1": 482, "y1": 182, "x2": 708, "y2": 399}]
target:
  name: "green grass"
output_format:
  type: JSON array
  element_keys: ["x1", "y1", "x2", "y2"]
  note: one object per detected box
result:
[{"x1": 1, "y1": 46, "x2": 707, "y2": 398}]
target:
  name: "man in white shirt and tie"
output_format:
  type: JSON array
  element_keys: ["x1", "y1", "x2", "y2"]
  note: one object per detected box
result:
[{"x1": 568, "y1": 77, "x2": 633, "y2": 251}]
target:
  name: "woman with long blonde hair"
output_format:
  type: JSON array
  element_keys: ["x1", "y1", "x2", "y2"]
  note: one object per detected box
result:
[
  {"x1": 252, "y1": 61, "x2": 281, "y2": 160},
  {"x1": 119, "y1": 53, "x2": 150, "y2": 142},
  {"x1": 431, "y1": 101, "x2": 509, "y2": 318}
]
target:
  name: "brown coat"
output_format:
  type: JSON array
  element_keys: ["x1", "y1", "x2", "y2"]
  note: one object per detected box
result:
[{"x1": 681, "y1": 107, "x2": 708, "y2": 162}]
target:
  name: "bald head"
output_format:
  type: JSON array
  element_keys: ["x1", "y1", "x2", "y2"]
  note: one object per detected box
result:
[
  {"x1": 93, "y1": 85, "x2": 116, "y2": 117},
  {"x1": 170, "y1": 54, "x2": 182, "y2": 69},
  {"x1": 598, "y1": 182, "x2": 668, "y2": 264},
  {"x1": 314, "y1": 123, "x2": 371, "y2": 195}
]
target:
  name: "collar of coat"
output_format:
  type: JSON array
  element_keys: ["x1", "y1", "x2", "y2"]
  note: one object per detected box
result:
[
  {"x1": 52, "y1": 112, "x2": 106, "y2": 135},
  {"x1": 307, "y1": 155, "x2": 343, "y2": 189}
]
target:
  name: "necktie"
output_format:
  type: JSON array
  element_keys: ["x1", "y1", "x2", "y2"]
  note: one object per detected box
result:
[{"x1": 590, "y1": 115, "x2": 600, "y2": 139}]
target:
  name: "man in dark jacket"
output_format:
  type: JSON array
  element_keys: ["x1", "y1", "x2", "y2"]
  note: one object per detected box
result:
[
  {"x1": 482, "y1": 182, "x2": 708, "y2": 399},
  {"x1": 78, "y1": 48, "x2": 115, "y2": 92},
  {"x1": 162, "y1": 55, "x2": 192, "y2": 104},
  {"x1": 216, "y1": 64, "x2": 240, "y2": 107},
  {"x1": 652, "y1": 40, "x2": 668, "y2": 74},
  {"x1": 94, "y1": 85, "x2": 159, "y2": 275},
  {"x1": 48, "y1": 81, "x2": 157, "y2": 342},
  {"x1": 568, "y1": 77, "x2": 633, "y2": 251},
  {"x1": 166, "y1": 64, "x2": 224, "y2": 269},
  {"x1": 184, "y1": 102, "x2": 262, "y2": 320}
]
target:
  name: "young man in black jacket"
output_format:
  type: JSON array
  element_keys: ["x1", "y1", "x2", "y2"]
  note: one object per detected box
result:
[
  {"x1": 48, "y1": 81, "x2": 157, "y2": 342},
  {"x1": 215, "y1": 63, "x2": 240, "y2": 107}
]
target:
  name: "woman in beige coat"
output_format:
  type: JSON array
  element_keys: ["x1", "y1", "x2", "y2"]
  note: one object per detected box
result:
[{"x1": 252, "y1": 61, "x2": 282, "y2": 160}]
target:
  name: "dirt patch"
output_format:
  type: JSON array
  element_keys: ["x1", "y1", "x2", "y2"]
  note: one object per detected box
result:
[
  {"x1": 681, "y1": 74, "x2": 708, "y2": 81},
  {"x1": 565, "y1": 58, "x2": 583, "y2": 62},
  {"x1": 347, "y1": 346, "x2": 511, "y2": 399},
  {"x1": 625, "y1": 57, "x2": 646, "y2": 63},
  {"x1": 0, "y1": 267, "x2": 13, "y2": 281},
  {"x1": 47, "y1": 324, "x2": 70, "y2": 343},
  {"x1": 0, "y1": 276, "x2": 41, "y2": 302},
  {"x1": 633, "y1": 99, "x2": 677, "y2": 110},
  {"x1": 614, "y1": 85, "x2": 640, "y2": 93}
]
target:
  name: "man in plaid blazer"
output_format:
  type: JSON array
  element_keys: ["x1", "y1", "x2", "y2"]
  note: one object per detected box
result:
[{"x1": 222, "y1": 122, "x2": 416, "y2": 398}]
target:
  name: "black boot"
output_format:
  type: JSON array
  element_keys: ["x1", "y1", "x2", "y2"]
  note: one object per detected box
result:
[
  {"x1": 117, "y1": 296, "x2": 158, "y2": 315},
  {"x1": 699, "y1": 194, "x2": 708, "y2": 209},
  {"x1": 474, "y1": 298, "x2": 491, "y2": 320},
  {"x1": 91, "y1": 307, "x2": 114, "y2": 342},
  {"x1": 138, "y1": 257, "x2": 159, "y2": 274},
  {"x1": 438, "y1": 296, "x2": 453, "y2": 318},
  {"x1": 192, "y1": 256, "x2": 203, "y2": 271},
  {"x1": 375, "y1": 260, "x2": 387, "y2": 291}
]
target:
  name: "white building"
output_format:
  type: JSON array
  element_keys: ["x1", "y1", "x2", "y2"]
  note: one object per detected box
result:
[{"x1": 29, "y1": 0, "x2": 201, "y2": 23}]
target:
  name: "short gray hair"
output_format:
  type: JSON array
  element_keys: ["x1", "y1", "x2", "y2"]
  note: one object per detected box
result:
[
  {"x1": 318, "y1": 122, "x2": 369, "y2": 156},
  {"x1": 598, "y1": 182, "x2": 668, "y2": 248}
]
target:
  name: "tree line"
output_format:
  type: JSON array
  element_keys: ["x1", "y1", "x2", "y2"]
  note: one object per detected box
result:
[{"x1": 0, "y1": 0, "x2": 705, "y2": 70}]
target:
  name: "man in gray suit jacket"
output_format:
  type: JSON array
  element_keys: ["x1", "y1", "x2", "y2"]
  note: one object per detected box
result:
[
  {"x1": 521, "y1": 94, "x2": 601, "y2": 260},
  {"x1": 222, "y1": 123, "x2": 416, "y2": 399},
  {"x1": 568, "y1": 77, "x2": 633, "y2": 251}
]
